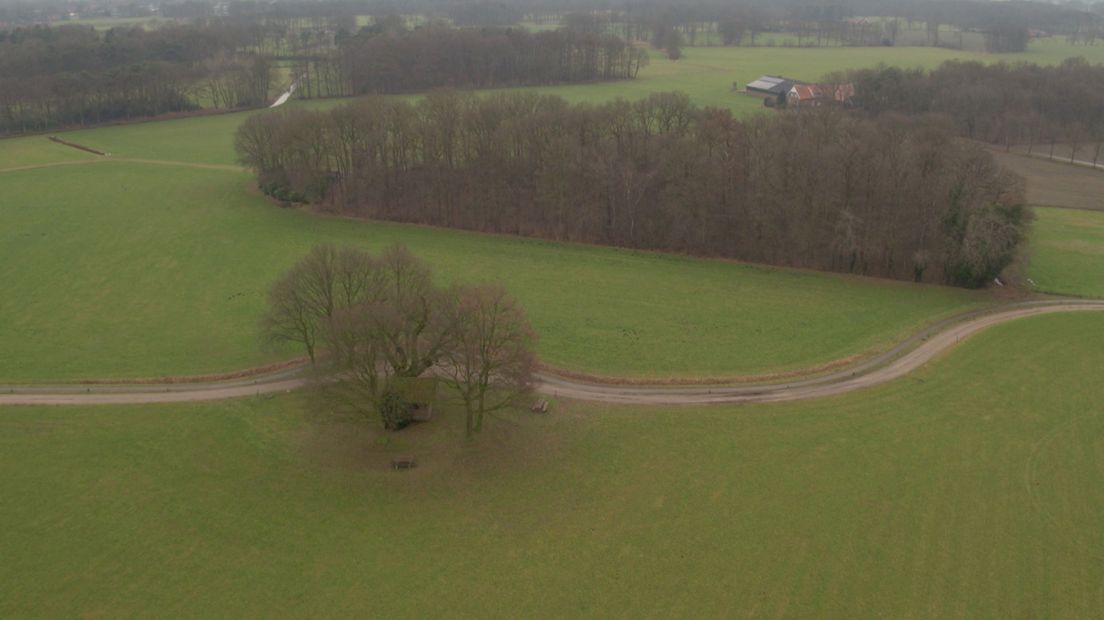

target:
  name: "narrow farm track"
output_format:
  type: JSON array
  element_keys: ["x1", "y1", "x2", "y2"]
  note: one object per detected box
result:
[
  {"x1": 2, "y1": 301, "x2": 1101, "y2": 407},
  {"x1": 0, "y1": 158, "x2": 246, "y2": 174}
]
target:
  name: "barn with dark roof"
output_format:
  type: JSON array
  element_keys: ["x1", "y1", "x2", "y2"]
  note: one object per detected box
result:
[{"x1": 744, "y1": 75, "x2": 804, "y2": 105}]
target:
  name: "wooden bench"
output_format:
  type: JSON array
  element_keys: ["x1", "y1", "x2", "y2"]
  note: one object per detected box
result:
[
  {"x1": 391, "y1": 456, "x2": 417, "y2": 471},
  {"x1": 530, "y1": 399, "x2": 550, "y2": 414}
]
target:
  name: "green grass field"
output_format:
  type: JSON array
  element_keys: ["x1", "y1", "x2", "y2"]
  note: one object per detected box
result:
[
  {"x1": 3, "y1": 311, "x2": 1102, "y2": 616},
  {"x1": 0, "y1": 160, "x2": 988, "y2": 382},
  {"x1": 501, "y1": 41, "x2": 1104, "y2": 117},
  {"x1": 4, "y1": 39, "x2": 1101, "y2": 382},
  {"x1": 0, "y1": 136, "x2": 98, "y2": 169},
  {"x1": 1030, "y1": 207, "x2": 1104, "y2": 299}
]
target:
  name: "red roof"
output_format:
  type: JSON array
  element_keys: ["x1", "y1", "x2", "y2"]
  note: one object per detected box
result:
[
  {"x1": 789, "y1": 83, "x2": 855, "y2": 103},
  {"x1": 790, "y1": 84, "x2": 822, "y2": 101}
]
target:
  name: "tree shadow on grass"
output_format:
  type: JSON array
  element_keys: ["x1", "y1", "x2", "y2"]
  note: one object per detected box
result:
[{"x1": 293, "y1": 386, "x2": 572, "y2": 486}]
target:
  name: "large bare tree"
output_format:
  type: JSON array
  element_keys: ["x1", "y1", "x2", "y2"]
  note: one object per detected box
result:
[
  {"x1": 311, "y1": 245, "x2": 458, "y2": 429},
  {"x1": 441, "y1": 285, "x2": 537, "y2": 438},
  {"x1": 260, "y1": 244, "x2": 376, "y2": 363}
]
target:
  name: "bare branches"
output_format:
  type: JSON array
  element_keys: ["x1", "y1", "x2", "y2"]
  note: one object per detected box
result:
[
  {"x1": 242, "y1": 92, "x2": 1031, "y2": 287},
  {"x1": 260, "y1": 243, "x2": 373, "y2": 363},
  {"x1": 440, "y1": 285, "x2": 537, "y2": 437}
]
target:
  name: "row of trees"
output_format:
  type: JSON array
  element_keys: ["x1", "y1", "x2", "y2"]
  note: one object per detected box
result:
[
  {"x1": 0, "y1": 19, "x2": 642, "y2": 134},
  {"x1": 237, "y1": 91, "x2": 1030, "y2": 288},
  {"x1": 540, "y1": 0, "x2": 1102, "y2": 52},
  {"x1": 263, "y1": 244, "x2": 536, "y2": 436},
  {"x1": 292, "y1": 26, "x2": 647, "y2": 99},
  {"x1": 0, "y1": 23, "x2": 274, "y2": 134},
  {"x1": 846, "y1": 58, "x2": 1104, "y2": 162}
]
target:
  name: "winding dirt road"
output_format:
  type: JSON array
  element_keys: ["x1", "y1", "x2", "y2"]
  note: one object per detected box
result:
[{"x1": 2, "y1": 301, "x2": 1101, "y2": 407}]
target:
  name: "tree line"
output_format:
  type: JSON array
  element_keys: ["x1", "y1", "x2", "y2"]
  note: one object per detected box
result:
[
  {"x1": 291, "y1": 25, "x2": 647, "y2": 100},
  {"x1": 0, "y1": 18, "x2": 641, "y2": 135},
  {"x1": 846, "y1": 58, "x2": 1104, "y2": 163},
  {"x1": 0, "y1": 23, "x2": 273, "y2": 135},
  {"x1": 237, "y1": 91, "x2": 1029, "y2": 288},
  {"x1": 537, "y1": 0, "x2": 1101, "y2": 53}
]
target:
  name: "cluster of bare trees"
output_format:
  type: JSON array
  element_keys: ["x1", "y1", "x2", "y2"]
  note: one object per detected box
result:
[
  {"x1": 238, "y1": 91, "x2": 1029, "y2": 288},
  {"x1": 263, "y1": 244, "x2": 536, "y2": 436},
  {"x1": 847, "y1": 59, "x2": 1104, "y2": 163},
  {"x1": 291, "y1": 25, "x2": 647, "y2": 99},
  {"x1": 0, "y1": 23, "x2": 273, "y2": 135}
]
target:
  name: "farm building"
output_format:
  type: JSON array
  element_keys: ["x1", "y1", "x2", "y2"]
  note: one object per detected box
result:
[
  {"x1": 745, "y1": 75, "x2": 803, "y2": 105},
  {"x1": 786, "y1": 83, "x2": 856, "y2": 107}
]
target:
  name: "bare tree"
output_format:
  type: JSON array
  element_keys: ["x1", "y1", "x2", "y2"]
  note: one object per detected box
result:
[
  {"x1": 260, "y1": 244, "x2": 375, "y2": 363},
  {"x1": 441, "y1": 285, "x2": 537, "y2": 437},
  {"x1": 314, "y1": 244, "x2": 456, "y2": 429},
  {"x1": 324, "y1": 301, "x2": 405, "y2": 428},
  {"x1": 374, "y1": 245, "x2": 453, "y2": 378}
]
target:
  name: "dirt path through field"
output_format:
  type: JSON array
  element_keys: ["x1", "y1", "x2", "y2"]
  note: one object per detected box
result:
[
  {"x1": 2, "y1": 301, "x2": 1100, "y2": 407},
  {"x1": 0, "y1": 158, "x2": 246, "y2": 174}
]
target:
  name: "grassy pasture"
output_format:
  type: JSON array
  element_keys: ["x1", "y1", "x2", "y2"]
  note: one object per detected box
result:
[
  {"x1": 1030, "y1": 208, "x2": 1104, "y2": 299},
  {"x1": 0, "y1": 136, "x2": 98, "y2": 170},
  {"x1": 2, "y1": 312, "x2": 1103, "y2": 616},
  {"x1": 58, "y1": 112, "x2": 254, "y2": 166},
  {"x1": 500, "y1": 44, "x2": 1071, "y2": 117},
  {"x1": 0, "y1": 161, "x2": 988, "y2": 382}
]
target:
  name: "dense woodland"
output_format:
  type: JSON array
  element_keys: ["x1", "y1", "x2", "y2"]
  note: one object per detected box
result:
[
  {"x1": 846, "y1": 59, "x2": 1104, "y2": 162},
  {"x1": 237, "y1": 91, "x2": 1029, "y2": 288}
]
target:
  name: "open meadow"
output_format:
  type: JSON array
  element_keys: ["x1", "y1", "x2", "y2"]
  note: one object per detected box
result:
[
  {"x1": 6, "y1": 38, "x2": 1104, "y2": 382},
  {"x1": 1030, "y1": 208, "x2": 1104, "y2": 299},
  {"x1": 2, "y1": 312, "x2": 1103, "y2": 616},
  {"x1": 981, "y1": 149, "x2": 1104, "y2": 299},
  {"x1": 0, "y1": 153, "x2": 988, "y2": 382}
]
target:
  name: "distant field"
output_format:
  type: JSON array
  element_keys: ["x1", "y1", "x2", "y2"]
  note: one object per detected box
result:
[
  {"x1": 1030, "y1": 207, "x2": 1104, "y2": 299},
  {"x1": 3, "y1": 311, "x2": 1102, "y2": 616},
  {"x1": 0, "y1": 160, "x2": 988, "y2": 382},
  {"x1": 990, "y1": 150, "x2": 1104, "y2": 212},
  {"x1": 14, "y1": 37, "x2": 1090, "y2": 163},
  {"x1": 58, "y1": 16, "x2": 172, "y2": 30},
  {"x1": 47, "y1": 40, "x2": 1104, "y2": 168},
  {"x1": 508, "y1": 44, "x2": 1051, "y2": 116}
]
